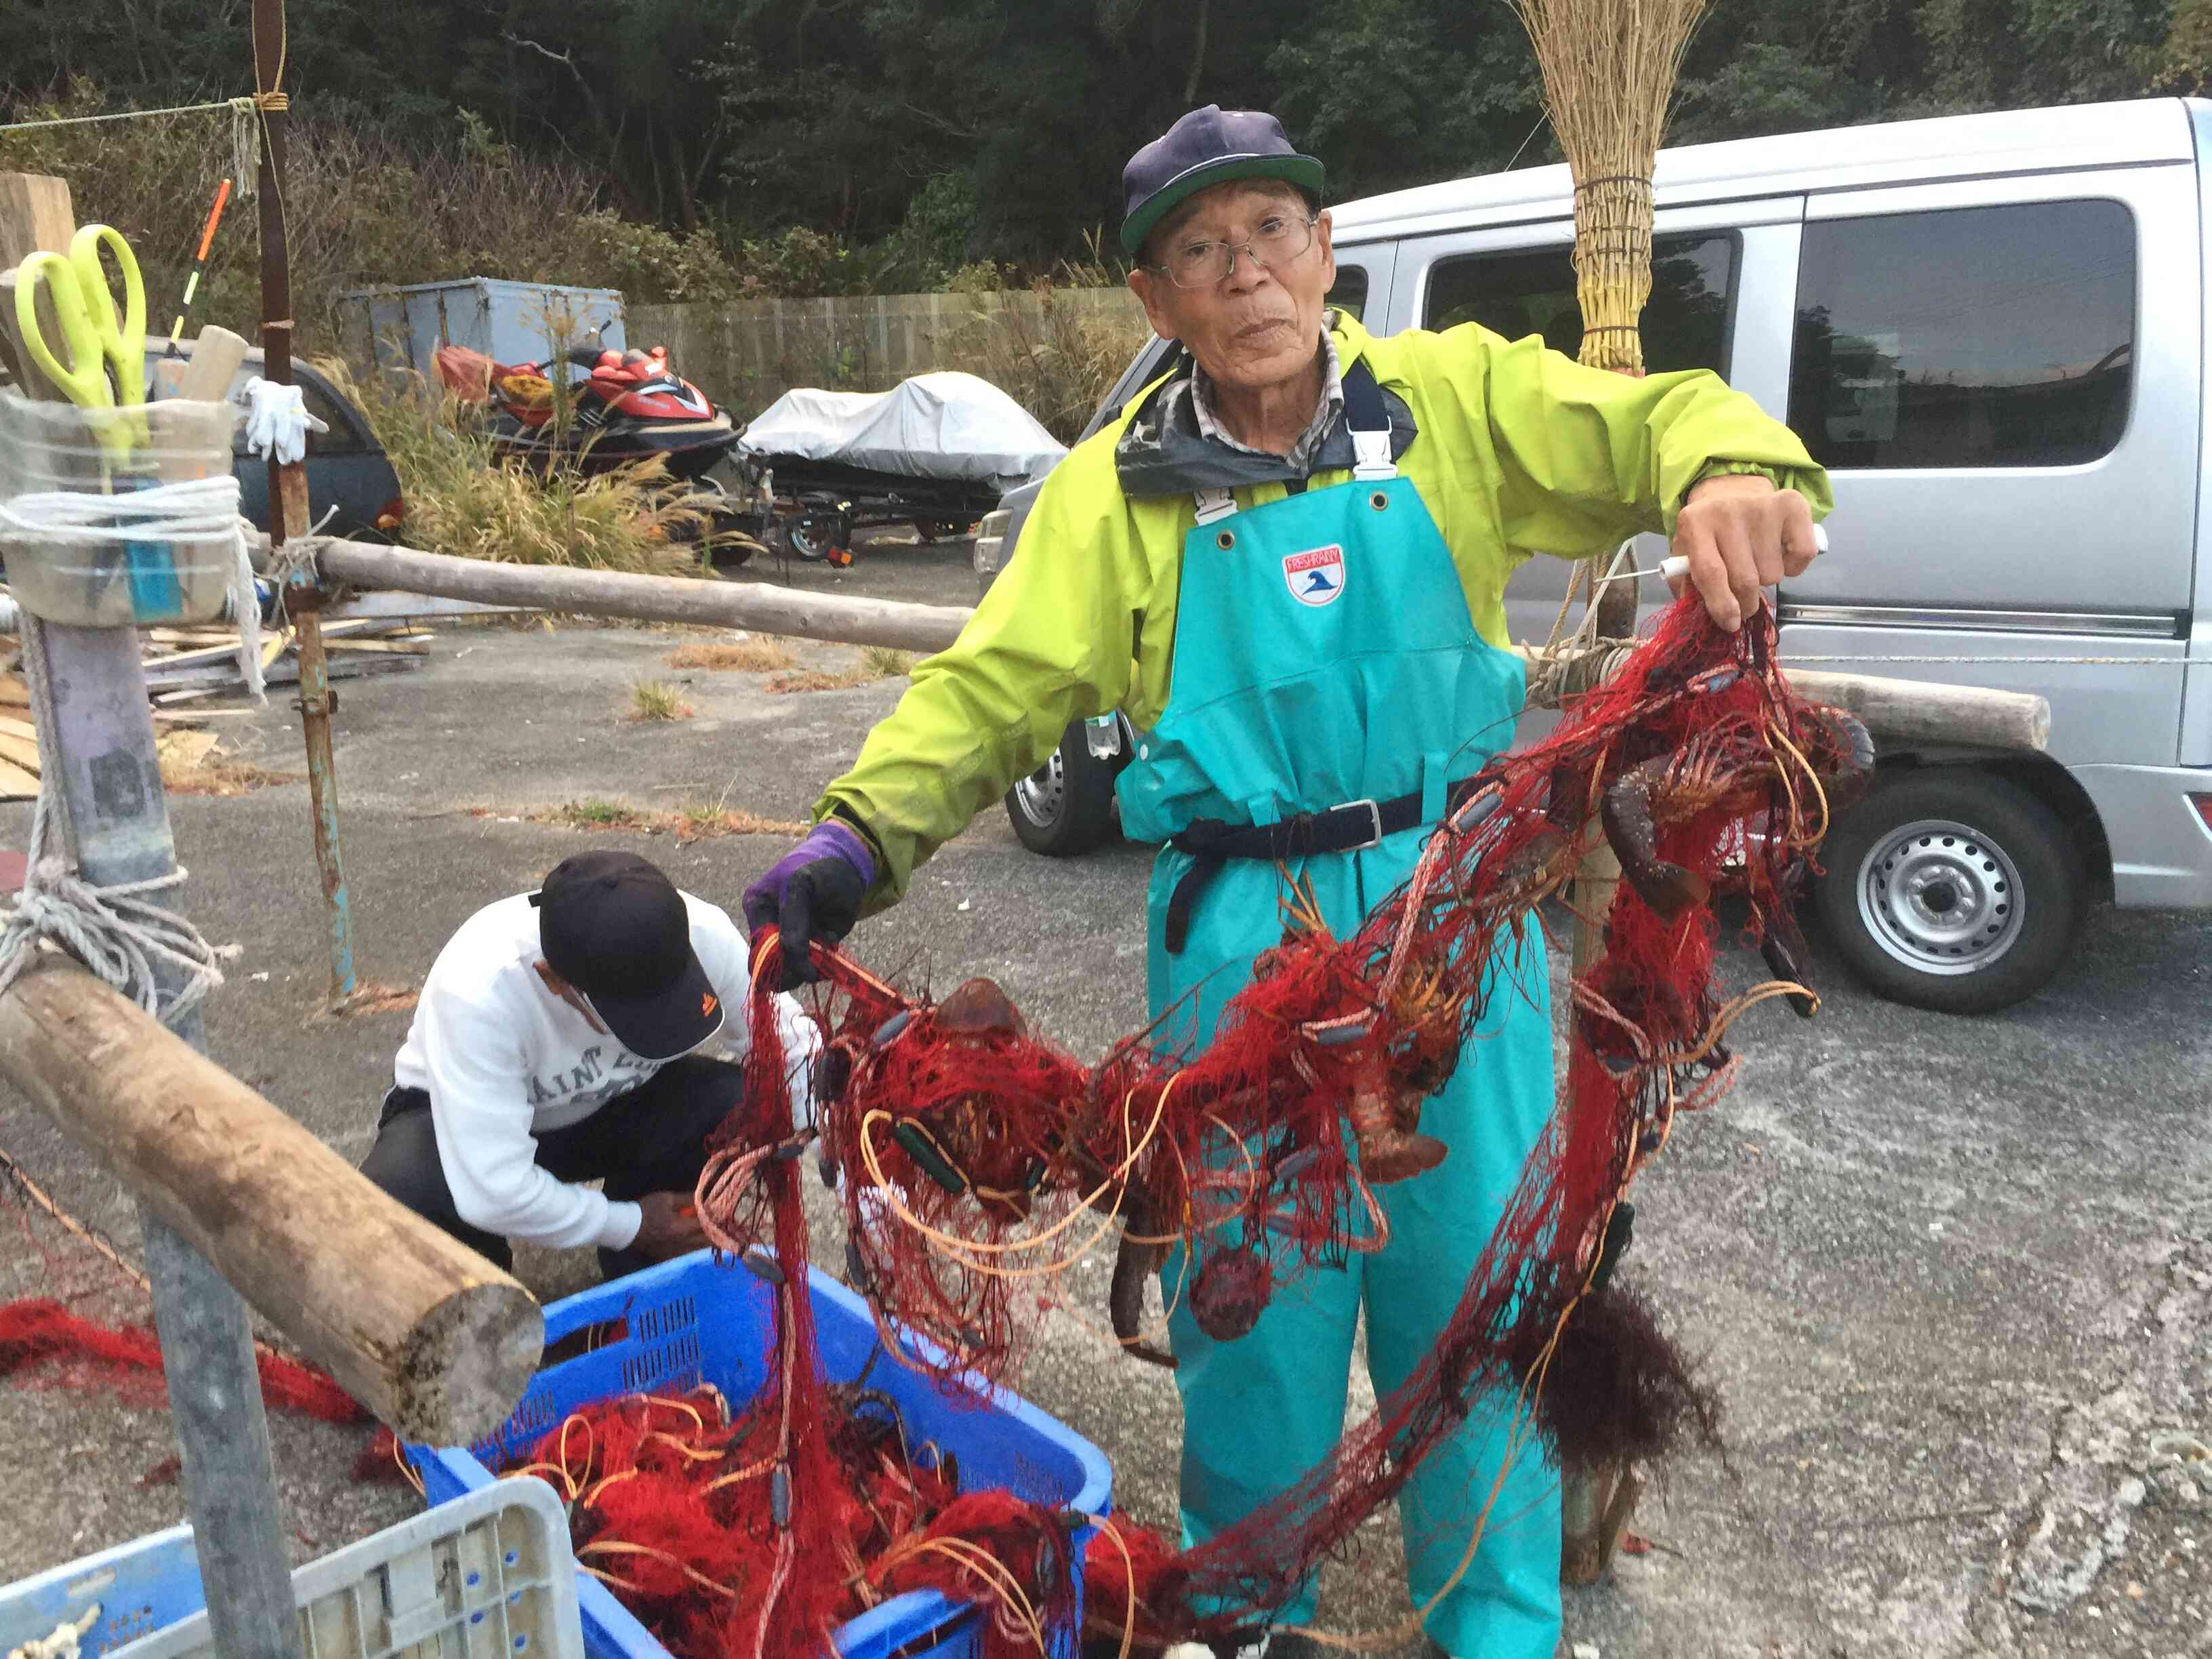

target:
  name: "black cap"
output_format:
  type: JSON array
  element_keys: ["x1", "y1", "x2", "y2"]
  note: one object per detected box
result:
[
  {"x1": 1120, "y1": 105, "x2": 1325, "y2": 258},
  {"x1": 530, "y1": 851, "x2": 724, "y2": 1061}
]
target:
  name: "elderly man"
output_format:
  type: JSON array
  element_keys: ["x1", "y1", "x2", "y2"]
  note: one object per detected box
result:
[{"x1": 743, "y1": 106, "x2": 1829, "y2": 1659}]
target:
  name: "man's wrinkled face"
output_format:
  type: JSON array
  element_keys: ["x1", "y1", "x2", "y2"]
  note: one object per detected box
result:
[{"x1": 1128, "y1": 181, "x2": 1336, "y2": 398}]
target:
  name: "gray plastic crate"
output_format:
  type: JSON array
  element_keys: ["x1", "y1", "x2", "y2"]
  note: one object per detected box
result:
[
  {"x1": 104, "y1": 1479, "x2": 581, "y2": 1659},
  {"x1": 339, "y1": 281, "x2": 626, "y2": 375}
]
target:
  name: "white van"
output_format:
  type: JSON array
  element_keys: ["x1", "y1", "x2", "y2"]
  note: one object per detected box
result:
[{"x1": 975, "y1": 97, "x2": 2212, "y2": 1015}]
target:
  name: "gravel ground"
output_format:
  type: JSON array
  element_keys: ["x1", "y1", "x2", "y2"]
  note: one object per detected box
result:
[{"x1": 2, "y1": 531, "x2": 2205, "y2": 1657}]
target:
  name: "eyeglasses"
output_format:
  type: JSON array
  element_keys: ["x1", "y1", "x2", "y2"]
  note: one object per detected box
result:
[{"x1": 1153, "y1": 212, "x2": 1319, "y2": 289}]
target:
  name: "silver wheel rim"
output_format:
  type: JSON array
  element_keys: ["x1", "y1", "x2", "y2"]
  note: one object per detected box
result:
[
  {"x1": 1856, "y1": 817, "x2": 2026, "y2": 976},
  {"x1": 1012, "y1": 751, "x2": 1065, "y2": 827}
]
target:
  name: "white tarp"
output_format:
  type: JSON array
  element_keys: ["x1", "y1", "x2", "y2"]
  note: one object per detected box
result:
[{"x1": 739, "y1": 371, "x2": 1065, "y2": 488}]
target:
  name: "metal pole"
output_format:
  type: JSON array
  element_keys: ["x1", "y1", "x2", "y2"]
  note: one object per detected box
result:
[
  {"x1": 35, "y1": 621, "x2": 302, "y2": 1658},
  {"x1": 253, "y1": 0, "x2": 354, "y2": 1004}
]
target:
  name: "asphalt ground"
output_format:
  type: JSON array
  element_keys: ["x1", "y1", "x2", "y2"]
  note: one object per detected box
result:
[{"x1": 1, "y1": 531, "x2": 2205, "y2": 1657}]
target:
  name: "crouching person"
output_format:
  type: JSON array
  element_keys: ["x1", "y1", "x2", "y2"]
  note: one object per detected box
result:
[{"x1": 361, "y1": 850, "x2": 818, "y2": 1279}]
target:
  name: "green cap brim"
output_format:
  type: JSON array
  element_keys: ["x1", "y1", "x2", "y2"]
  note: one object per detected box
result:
[{"x1": 1121, "y1": 154, "x2": 1326, "y2": 258}]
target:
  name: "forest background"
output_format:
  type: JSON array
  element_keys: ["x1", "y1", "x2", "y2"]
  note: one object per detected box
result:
[{"x1": 7, "y1": 0, "x2": 2212, "y2": 348}]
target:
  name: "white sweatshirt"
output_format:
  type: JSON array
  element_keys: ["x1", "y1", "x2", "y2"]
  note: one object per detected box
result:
[{"x1": 391, "y1": 891, "x2": 820, "y2": 1250}]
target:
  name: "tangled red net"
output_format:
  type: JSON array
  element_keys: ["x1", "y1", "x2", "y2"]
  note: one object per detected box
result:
[{"x1": 674, "y1": 596, "x2": 1872, "y2": 1654}]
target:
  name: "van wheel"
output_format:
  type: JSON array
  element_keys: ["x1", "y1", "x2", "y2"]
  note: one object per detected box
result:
[
  {"x1": 1814, "y1": 769, "x2": 2082, "y2": 1015},
  {"x1": 1006, "y1": 721, "x2": 1120, "y2": 857}
]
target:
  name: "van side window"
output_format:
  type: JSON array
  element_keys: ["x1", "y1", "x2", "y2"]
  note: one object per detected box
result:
[
  {"x1": 1423, "y1": 234, "x2": 1736, "y2": 375},
  {"x1": 1326, "y1": 266, "x2": 1370, "y2": 325},
  {"x1": 1788, "y1": 201, "x2": 2133, "y2": 470}
]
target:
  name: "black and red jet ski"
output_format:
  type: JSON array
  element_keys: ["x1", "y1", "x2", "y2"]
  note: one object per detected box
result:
[{"x1": 436, "y1": 343, "x2": 740, "y2": 480}]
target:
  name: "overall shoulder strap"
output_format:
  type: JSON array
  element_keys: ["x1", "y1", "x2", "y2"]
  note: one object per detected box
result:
[{"x1": 1343, "y1": 357, "x2": 1396, "y2": 482}]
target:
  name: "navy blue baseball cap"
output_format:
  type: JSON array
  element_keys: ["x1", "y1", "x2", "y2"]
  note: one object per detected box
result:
[
  {"x1": 531, "y1": 850, "x2": 724, "y2": 1061},
  {"x1": 1120, "y1": 106, "x2": 1326, "y2": 258}
]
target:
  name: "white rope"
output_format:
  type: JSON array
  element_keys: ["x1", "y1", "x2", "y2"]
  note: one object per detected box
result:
[
  {"x1": 6, "y1": 1600, "x2": 102, "y2": 1659},
  {"x1": 0, "y1": 96, "x2": 253, "y2": 134},
  {"x1": 0, "y1": 615, "x2": 239, "y2": 1025}
]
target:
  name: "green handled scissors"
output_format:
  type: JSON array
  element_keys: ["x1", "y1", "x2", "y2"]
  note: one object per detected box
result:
[{"x1": 14, "y1": 224, "x2": 149, "y2": 465}]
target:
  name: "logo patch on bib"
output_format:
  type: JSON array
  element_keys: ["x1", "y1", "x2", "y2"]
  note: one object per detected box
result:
[{"x1": 1282, "y1": 544, "x2": 1345, "y2": 608}]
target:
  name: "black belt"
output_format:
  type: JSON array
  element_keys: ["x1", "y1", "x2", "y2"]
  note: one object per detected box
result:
[{"x1": 1164, "y1": 778, "x2": 1481, "y2": 954}]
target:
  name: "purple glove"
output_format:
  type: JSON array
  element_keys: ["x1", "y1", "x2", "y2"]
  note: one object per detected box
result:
[{"x1": 742, "y1": 819, "x2": 876, "y2": 989}]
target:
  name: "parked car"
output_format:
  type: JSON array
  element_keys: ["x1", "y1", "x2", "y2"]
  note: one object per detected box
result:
[
  {"x1": 975, "y1": 96, "x2": 2212, "y2": 1015},
  {"x1": 144, "y1": 339, "x2": 406, "y2": 542}
]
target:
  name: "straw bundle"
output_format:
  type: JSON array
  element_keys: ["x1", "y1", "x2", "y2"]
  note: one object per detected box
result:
[{"x1": 1513, "y1": 0, "x2": 1713, "y2": 373}]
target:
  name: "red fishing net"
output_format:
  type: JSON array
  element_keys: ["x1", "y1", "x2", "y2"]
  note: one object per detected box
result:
[
  {"x1": 691, "y1": 596, "x2": 1869, "y2": 1650},
  {"x1": 481, "y1": 1384, "x2": 1085, "y2": 1659}
]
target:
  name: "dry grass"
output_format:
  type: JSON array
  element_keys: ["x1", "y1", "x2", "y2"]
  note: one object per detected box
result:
[
  {"x1": 312, "y1": 983, "x2": 423, "y2": 1021},
  {"x1": 766, "y1": 669, "x2": 872, "y2": 694},
  {"x1": 767, "y1": 647, "x2": 913, "y2": 694},
  {"x1": 481, "y1": 800, "x2": 809, "y2": 843},
  {"x1": 321, "y1": 361, "x2": 731, "y2": 577},
  {"x1": 628, "y1": 680, "x2": 695, "y2": 721},
  {"x1": 939, "y1": 276, "x2": 1153, "y2": 444},
  {"x1": 665, "y1": 639, "x2": 798, "y2": 672},
  {"x1": 156, "y1": 730, "x2": 300, "y2": 796}
]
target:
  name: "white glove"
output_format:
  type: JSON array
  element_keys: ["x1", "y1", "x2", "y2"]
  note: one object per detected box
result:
[{"x1": 241, "y1": 377, "x2": 328, "y2": 466}]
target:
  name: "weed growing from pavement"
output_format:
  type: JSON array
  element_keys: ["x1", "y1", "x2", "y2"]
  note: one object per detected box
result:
[
  {"x1": 665, "y1": 638, "x2": 798, "y2": 672},
  {"x1": 768, "y1": 648, "x2": 913, "y2": 694},
  {"x1": 155, "y1": 730, "x2": 301, "y2": 796},
  {"x1": 558, "y1": 798, "x2": 634, "y2": 825},
  {"x1": 629, "y1": 680, "x2": 695, "y2": 721},
  {"x1": 482, "y1": 802, "x2": 808, "y2": 842}
]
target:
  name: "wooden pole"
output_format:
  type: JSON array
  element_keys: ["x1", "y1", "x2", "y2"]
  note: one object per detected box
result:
[
  {"x1": 3, "y1": 172, "x2": 302, "y2": 1658},
  {"x1": 252, "y1": 0, "x2": 356, "y2": 1006},
  {"x1": 254, "y1": 533, "x2": 979, "y2": 654},
  {"x1": 1509, "y1": 644, "x2": 2049, "y2": 752},
  {"x1": 0, "y1": 958, "x2": 543, "y2": 1441},
  {"x1": 261, "y1": 534, "x2": 2052, "y2": 750}
]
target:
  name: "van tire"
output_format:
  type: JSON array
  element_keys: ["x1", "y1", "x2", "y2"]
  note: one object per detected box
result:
[
  {"x1": 1814, "y1": 769, "x2": 2082, "y2": 1015},
  {"x1": 1006, "y1": 721, "x2": 1121, "y2": 857}
]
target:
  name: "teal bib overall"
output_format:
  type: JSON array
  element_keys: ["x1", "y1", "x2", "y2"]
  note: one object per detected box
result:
[{"x1": 1115, "y1": 365, "x2": 1561, "y2": 1658}]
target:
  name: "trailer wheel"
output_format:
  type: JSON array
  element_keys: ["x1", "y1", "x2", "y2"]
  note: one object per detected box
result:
[
  {"x1": 787, "y1": 514, "x2": 850, "y2": 564},
  {"x1": 1005, "y1": 721, "x2": 1122, "y2": 857},
  {"x1": 1814, "y1": 769, "x2": 2083, "y2": 1015}
]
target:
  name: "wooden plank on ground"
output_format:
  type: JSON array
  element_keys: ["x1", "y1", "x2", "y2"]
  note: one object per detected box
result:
[
  {"x1": 323, "y1": 638, "x2": 429, "y2": 655},
  {"x1": 0, "y1": 758, "x2": 38, "y2": 798},
  {"x1": 0, "y1": 731, "x2": 40, "y2": 775}
]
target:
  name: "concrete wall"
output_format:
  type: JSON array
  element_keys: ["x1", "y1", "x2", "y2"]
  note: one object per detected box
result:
[{"x1": 628, "y1": 287, "x2": 1150, "y2": 426}]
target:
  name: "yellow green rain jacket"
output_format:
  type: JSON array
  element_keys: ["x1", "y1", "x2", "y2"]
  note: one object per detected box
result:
[{"x1": 813, "y1": 312, "x2": 1830, "y2": 907}]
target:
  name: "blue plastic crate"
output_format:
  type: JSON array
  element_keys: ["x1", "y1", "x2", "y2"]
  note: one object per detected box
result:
[
  {"x1": 0, "y1": 1526, "x2": 202, "y2": 1658},
  {"x1": 407, "y1": 1252, "x2": 1113, "y2": 1659}
]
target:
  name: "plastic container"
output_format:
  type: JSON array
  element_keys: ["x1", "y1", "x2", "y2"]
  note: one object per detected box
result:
[
  {"x1": 407, "y1": 1252, "x2": 1113, "y2": 1659},
  {"x1": 0, "y1": 388, "x2": 241, "y2": 628},
  {"x1": 0, "y1": 1525, "x2": 203, "y2": 1657},
  {"x1": 109, "y1": 1479, "x2": 582, "y2": 1659},
  {"x1": 339, "y1": 281, "x2": 626, "y2": 377},
  {"x1": 1, "y1": 1482, "x2": 582, "y2": 1659}
]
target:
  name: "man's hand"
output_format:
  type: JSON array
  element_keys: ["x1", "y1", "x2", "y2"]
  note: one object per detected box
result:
[
  {"x1": 741, "y1": 819, "x2": 876, "y2": 990},
  {"x1": 632, "y1": 1191, "x2": 708, "y2": 1261},
  {"x1": 1668, "y1": 474, "x2": 1820, "y2": 633}
]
